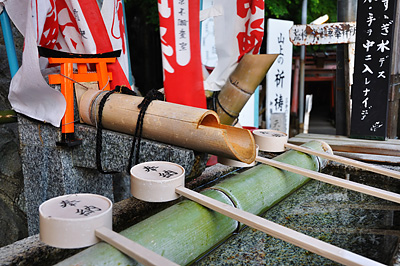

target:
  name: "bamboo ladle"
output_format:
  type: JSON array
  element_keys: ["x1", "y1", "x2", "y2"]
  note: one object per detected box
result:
[
  {"x1": 252, "y1": 130, "x2": 400, "y2": 203},
  {"x1": 39, "y1": 194, "x2": 178, "y2": 266},
  {"x1": 130, "y1": 161, "x2": 384, "y2": 266},
  {"x1": 253, "y1": 129, "x2": 400, "y2": 180},
  {"x1": 256, "y1": 155, "x2": 400, "y2": 204},
  {"x1": 284, "y1": 142, "x2": 400, "y2": 180}
]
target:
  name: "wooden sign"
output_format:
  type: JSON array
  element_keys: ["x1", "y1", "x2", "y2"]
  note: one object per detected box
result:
[
  {"x1": 350, "y1": 0, "x2": 397, "y2": 139},
  {"x1": 289, "y1": 22, "x2": 356, "y2": 46},
  {"x1": 266, "y1": 18, "x2": 294, "y2": 134}
]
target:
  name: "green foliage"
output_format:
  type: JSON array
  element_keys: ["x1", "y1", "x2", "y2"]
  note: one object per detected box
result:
[
  {"x1": 265, "y1": 0, "x2": 296, "y2": 18},
  {"x1": 124, "y1": 0, "x2": 159, "y2": 27},
  {"x1": 265, "y1": 0, "x2": 337, "y2": 23},
  {"x1": 125, "y1": 0, "x2": 337, "y2": 26}
]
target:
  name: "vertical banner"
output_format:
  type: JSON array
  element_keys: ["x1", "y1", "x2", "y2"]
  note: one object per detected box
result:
[
  {"x1": 158, "y1": 0, "x2": 206, "y2": 108},
  {"x1": 265, "y1": 19, "x2": 293, "y2": 134},
  {"x1": 350, "y1": 0, "x2": 397, "y2": 140},
  {"x1": 101, "y1": 0, "x2": 132, "y2": 85}
]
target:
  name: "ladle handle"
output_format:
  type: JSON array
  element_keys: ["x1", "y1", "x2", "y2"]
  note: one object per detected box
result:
[
  {"x1": 256, "y1": 156, "x2": 400, "y2": 204},
  {"x1": 284, "y1": 143, "x2": 400, "y2": 180},
  {"x1": 95, "y1": 227, "x2": 179, "y2": 266},
  {"x1": 175, "y1": 186, "x2": 383, "y2": 266}
]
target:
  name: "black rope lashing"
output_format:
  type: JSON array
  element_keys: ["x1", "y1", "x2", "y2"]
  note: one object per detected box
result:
[
  {"x1": 128, "y1": 89, "x2": 164, "y2": 170},
  {"x1": 114, "y1": 85, "x2": 136, "y2": 96},
  {"x1": 212, "y1": 92, "x2": 239, "y2": 126},
  {"x1": 95, "y1": 86, "x2": 137, "y2": 174},
  {"x1": 96, "y1": 90, "x2": 118, "y2": 174}
]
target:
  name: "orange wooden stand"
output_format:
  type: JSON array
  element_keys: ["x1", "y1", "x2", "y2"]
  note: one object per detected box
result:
[{"x1": 48, "y1": 57, "x2": 115, "y2": 146}]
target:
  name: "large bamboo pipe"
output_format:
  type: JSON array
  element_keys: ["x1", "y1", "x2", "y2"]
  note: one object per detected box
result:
[
  {"x1": 56, "y1": 141, "x2": 335, "y2": 266},
  {"x1": 215, "y1": 54, "x2": 278, "y2": 125},
  {"x1": 76, "y1": 87, "x2": 256, "y2": 164}
]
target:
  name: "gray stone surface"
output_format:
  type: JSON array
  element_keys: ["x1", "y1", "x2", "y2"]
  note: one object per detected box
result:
[
  {"x1": 17, "y1": 114, "x2": 207, "y2": 236},
  {"x1": 0, "y1": 27, "x2": 26, "y2": 247}
]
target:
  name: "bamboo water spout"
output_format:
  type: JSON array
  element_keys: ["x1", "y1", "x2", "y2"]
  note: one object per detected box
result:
[
  {"x1": 76, "y1": 87, "x2": 256, "y2": 163},
  {"x1": 215, "y1": 54, "x2": 278, "y2": 125}
]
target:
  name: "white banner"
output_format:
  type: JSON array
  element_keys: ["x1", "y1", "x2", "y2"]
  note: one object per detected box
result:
[{"x1": 4, "y1": 0, "x2": 130, "y2": 127}]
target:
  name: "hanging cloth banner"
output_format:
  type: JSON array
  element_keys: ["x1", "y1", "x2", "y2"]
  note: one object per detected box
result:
[
  {"x1": 203, "y1": 0, "x2": 265, "y2": 92},
  {"x1": 101, "y1": 0, "x2": 131, "y2": 87},
  {"x1": 5, "y1": 0, "x2": 66, "y2": 127},
  {"x1": 158, "y1": 0, "x2": 206, "y2": 108},
  {"x1": 4, "y1": 0, "x2": 130, "y2": 127}
]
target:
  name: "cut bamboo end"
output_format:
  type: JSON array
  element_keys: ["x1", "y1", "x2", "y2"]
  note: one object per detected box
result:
[
  {"x1": 218, "y1": 145, "x2": 259, "y2": 167},
  {"x1": 39, "y1": 194, "x2": 113, "y2": 248},
  {"x1": 216, "y1": 54, "x2": 278, "y2": 125}
]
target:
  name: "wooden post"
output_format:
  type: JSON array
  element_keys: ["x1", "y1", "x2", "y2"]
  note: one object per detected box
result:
[{"x1": 387, "y1": 0, "x2": 400, "y2": 138}]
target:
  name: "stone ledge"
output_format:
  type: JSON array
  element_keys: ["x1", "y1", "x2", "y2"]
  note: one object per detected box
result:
[
  {"x1": 17, "y1": 115, "x2": 208, "y2": 236},
  {"x1": 0, "y1": 163, "x2": 235, "y2": 266}
]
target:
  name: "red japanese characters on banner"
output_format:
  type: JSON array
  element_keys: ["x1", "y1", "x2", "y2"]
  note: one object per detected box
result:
[
  {"x1": 158, "y1": 0, "x2": 206, "y2": 108},
  {"x1": 5, "y1": 0, "x2": 131, "y2": 127},
  {"x1": 236, "y1": 0, "x2": 264, "y2": 61},
  {"x1": 38, "y1": 0, "x2": 130, "y2": 89}
]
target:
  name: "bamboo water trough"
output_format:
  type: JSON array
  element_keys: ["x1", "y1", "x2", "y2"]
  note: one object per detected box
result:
[
  {"x1": 56, "y1": 141, "x2": 396, "y2": 265},
  {"x1": 129, "y1": 160, "x2": 383, "y2": 266}
]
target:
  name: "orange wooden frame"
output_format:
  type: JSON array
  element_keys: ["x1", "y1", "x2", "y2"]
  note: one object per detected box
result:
[{"x1": 48, "y1": 57, "x2": 115, "y2": 134}]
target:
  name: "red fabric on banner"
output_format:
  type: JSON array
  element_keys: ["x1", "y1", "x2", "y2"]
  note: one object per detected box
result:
[
  {"x1": 78, "y1": 0, "x2": 130, "y2": 89},
  {"x1": 158, "y1": 0, "x2": 206, "y2": 108},
  {"x1": 236, "y1": 0, "x2": 265, "y2": 61}
]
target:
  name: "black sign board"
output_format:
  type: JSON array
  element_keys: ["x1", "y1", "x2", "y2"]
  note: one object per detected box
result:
[{"x1": 350, "y1": 0, "x2": 397, "y2": 140}]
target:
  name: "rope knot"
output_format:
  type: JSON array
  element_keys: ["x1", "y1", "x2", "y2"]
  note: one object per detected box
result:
[{"x1": 138, "y1": 89, "x2": 164, "y2": 109}]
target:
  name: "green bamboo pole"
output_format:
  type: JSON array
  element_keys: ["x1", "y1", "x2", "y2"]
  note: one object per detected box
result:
[
  {"x1": 0, "y1": 110, "x2": 17, "y2": 124},
  {"x1": 56, "y1": 141, "x2": 328, "y2": 266}
]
